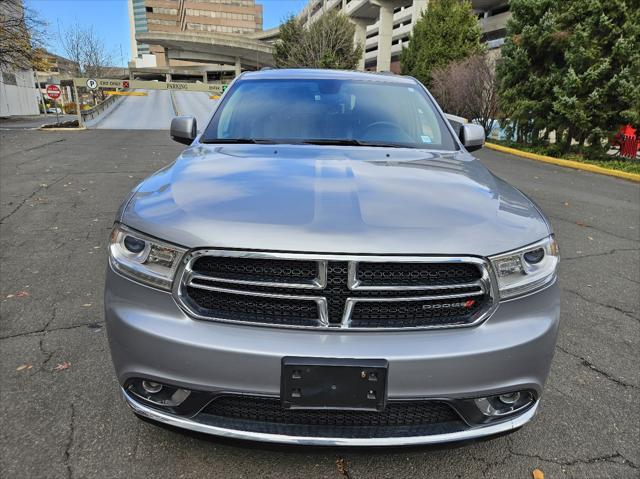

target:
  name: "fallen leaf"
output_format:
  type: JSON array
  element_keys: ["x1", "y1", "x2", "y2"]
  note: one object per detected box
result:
[
  {"x1": 563, "y1": 201, "x2": 570, "y2": 207},
  {"x1": 576, "y1": 220, "x2": 587, "y2": 227},
  {"x1": 6, "y1": 294, "x2": 14, "y2": 298},
  {"x1": 53, "y1": 361, "x2": 71, "y2": 372},
  {"x1": 532, "y1": 468, "x2": 544, "y2": 479},
  {"x1": 16, "y1": 364, "x2": 33, "y2": 371},
  {"x1": 587, "y1": 236, "x2": 593, "y2": 241},
  {"x1": 335, "y1": 457, "x2": 350, "y2": 478},
  {"x1": 82, "y1": 303, "x2": 92, "y2": 307},
  {"x1": 15, "y1": 291, "x2": 29, "y2": 298}
]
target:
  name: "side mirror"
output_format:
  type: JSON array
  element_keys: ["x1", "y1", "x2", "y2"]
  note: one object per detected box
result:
[
  {"x1": 170, "y1": 116, "x2": 197, "y2": 145},
  {"x1": 460, "y1": 123, "x2": 485, "y2": 152}
]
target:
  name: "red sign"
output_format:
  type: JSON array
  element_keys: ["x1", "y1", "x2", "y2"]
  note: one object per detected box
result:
[
  {"x1": 46, "y1": 84, "x2": 61, "y2": 100},
  {"x1": 122, "y1": 80, "x2": 129, "y2": 88}
]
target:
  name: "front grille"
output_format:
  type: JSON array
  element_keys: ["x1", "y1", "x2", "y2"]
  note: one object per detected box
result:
[
  {"x1": 357, "y1": 262, "x2": 481, "y2": 287},
  {"x1": 192, "y1": 256, "x2": 318, "y2": 285},
  {"x1": 198, "y1": 395, "x2": 467, "y2": 438},
  {"x1": 179, "y1": 252, "x2": 494, "y2": 330}
]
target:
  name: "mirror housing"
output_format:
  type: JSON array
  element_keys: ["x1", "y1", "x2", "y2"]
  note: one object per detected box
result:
[
  {"x1": 170, "y1": 116, "x2": 197, "y2": 145},
  {"x1": 460, "y1": 123, "x2": 485, "y2": 152}
]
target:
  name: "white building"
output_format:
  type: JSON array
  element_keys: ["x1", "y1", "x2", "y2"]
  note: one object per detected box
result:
[{"x1": 298, "y1": 0, "x2": 511, "y2": 72}]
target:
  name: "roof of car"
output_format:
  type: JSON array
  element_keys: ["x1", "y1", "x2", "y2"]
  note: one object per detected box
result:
[{"x1": 240, "y1": 68, "x2": 417, "y2": 85}]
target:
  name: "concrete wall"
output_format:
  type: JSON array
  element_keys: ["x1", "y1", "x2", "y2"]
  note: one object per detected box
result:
[{"x1": 0, "y1": 69, "x2": 40, "y2": 117}]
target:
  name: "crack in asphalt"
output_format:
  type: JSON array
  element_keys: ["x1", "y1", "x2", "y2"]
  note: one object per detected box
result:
[
  {"x1": 564, "y1": 288, "x2": 639, "y2": 322},
  {"x1": 547, "y1": 214, "x2": 640, "y2": 243},
  {"x1": 0, "y1": 321, "x2": 105, "y2": 341},
  {"x1": 0, "y1": 138, "x2": 66, "y2": 158},
  {"x1": 64, "y1": 402, "x2": 76, "y2": 479},
  {"x1": 562, "y1": 247, "x2": 639, "y2": 261},
  {"x1": 556, "y1": 345, "x2": 639, "y2": 390},
  {"x1": 506, "y1": 447, "x2": 638, "y2": 470},
  {"x1": 0, "y1": 174, "x2": 68, "y2": 224}
]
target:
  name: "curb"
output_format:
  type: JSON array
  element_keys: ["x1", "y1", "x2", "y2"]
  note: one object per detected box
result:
[
  {"x1": 485, "y1": 142, "x2": 640, "y2": 183},
  {"x1": 38, "y1": 126, "x2": 86, "y2": 131}
]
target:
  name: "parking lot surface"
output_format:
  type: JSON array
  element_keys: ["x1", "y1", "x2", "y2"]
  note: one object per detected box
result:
[{"x1": 1, "y1": 129, "x2": 638, "y2": 478}]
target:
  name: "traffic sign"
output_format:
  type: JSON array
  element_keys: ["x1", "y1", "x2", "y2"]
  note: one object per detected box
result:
[
  {"x1": 46, "y1": 84, "x2": 61, "y2": 100},
  {"x1": 86, "y1": 78, "x2": 98, "y2": 90}
]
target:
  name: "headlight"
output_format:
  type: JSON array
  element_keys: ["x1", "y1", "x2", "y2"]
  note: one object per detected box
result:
[
  {"x1": 109, "y1": 224, "x2": 187, "y2": 290},
  {"x1": 490, "y1": 236, "x2": 559, "y2": 300}
]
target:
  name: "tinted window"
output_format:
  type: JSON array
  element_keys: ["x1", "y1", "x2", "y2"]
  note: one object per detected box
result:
[{"x1": 202, "y1": 79, "x2": 457, "y2": 150}]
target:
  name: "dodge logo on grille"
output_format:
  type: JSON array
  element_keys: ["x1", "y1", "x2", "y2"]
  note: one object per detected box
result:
[{"x1": 422, "y1": 299, "x2": 475, "y2": 310}]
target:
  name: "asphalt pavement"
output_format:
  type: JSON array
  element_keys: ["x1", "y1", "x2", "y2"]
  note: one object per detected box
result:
[{"x1": 0, "y1": 129, "x2": 638, "y2": 479}]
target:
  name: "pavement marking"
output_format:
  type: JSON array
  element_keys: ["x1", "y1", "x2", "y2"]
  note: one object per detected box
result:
[{"x1": 485, "y1": 142, "x2": 640, "y2": 183}]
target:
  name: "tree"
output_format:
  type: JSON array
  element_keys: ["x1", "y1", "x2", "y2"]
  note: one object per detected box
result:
[
  {"x1": 0, "y1": 0, "x2": 47, "y2": 70},
  {"x1": 58, "y1": 23, "x2": 112, "y2": 78},
  {"x1": 497, "y1": 0, "x2": 640, "y2": 155},
  {"x1": 401, "y1": 0, "x2": 483, "y2": 86},
  {"x1": 274, "y1": 11, "x2": 362, "y2": 69},
  {"x1": 431, "y1": 54, "x2": 499, "y2": 135}
]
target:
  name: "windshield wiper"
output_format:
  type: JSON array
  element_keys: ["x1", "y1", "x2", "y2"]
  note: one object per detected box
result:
[
  {"x1": 302, "y1": 139, "x2": 411, "y2": 148},
  {"x1": 200, "y1": 138, "x2": 277, "y2": 144}
]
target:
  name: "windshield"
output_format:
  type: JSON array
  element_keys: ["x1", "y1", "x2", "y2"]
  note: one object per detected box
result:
[{"x1": 201, "y1": 78, "x2": 458, "y2": 150}]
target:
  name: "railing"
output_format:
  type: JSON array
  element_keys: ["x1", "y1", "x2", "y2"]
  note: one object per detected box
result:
[{"x1": 80, "y1": 94, "x2": 119, "y2": 122}]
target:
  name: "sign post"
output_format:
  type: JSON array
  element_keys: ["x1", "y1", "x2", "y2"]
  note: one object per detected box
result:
[{"x1": 46, "y1": 84, "x2": 62, "y2": 124}]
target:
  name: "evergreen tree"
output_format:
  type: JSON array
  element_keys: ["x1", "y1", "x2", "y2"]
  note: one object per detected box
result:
[
  {"x1": 497, "y1": 0, "x2": 640, "y2": 154},
  {"x1": 274, "y1": 11, "x2": 362, "y2": 70},
  {"x1": 401, "y1": 0, "x2": 483, "y2": 85}
]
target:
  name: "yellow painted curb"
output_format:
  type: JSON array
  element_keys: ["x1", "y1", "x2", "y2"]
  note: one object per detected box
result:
[
  {"x1": 105, "y1": 91, "x2": 148, "y2": 96},
  {"x1": 485, "y1": 142, "x2": 640, "y2": 183}
]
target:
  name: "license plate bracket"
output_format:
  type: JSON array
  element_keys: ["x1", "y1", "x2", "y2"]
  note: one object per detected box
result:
[{"x1": 281, "y1": 357, "x2": 388, "y2": 411}]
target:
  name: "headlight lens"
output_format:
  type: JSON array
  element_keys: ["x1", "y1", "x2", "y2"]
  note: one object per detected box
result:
[
  {"x1": 109, "y1": 224, "x2": 187, "y2": 290},
  {"x1": 490, "y1": 236, "x2": 559, "y2": 300}
]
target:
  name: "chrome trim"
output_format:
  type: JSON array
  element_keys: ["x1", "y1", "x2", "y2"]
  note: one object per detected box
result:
[
  {"x1": 340, "y1": 290, "x2": 486, "y2": 329},
  {"x1": 122, "y1": 388, "x2": 539, "y2": 446},
  {"x1": 173, "y1": 250, "x2": 499, "y2": 331},
  {"x1": 185, "y1": 276, "x2": 330, "y2": 328}
]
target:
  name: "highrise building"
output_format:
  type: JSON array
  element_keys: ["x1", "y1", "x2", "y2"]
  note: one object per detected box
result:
[{"x1": 128, "y1": 0, "x2": 263, "y2": 67}]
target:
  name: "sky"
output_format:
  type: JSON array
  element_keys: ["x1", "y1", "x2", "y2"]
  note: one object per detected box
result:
[{"x1": 26, "y1": 0, "x2": 307, "y2": 67}]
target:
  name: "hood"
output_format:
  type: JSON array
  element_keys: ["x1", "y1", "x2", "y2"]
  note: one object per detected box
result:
[{"x1": 121, "y1": 144, "x2": 550, "y2": 256}]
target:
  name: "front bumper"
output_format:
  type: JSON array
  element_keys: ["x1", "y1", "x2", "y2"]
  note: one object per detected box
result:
[{"x1": 105, "y1": 266, "x2": 560, "y2": 445}]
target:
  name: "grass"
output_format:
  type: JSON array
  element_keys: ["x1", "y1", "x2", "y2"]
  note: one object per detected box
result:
[{"x1": 489, "y1": 139, "x2": 640, "y2": 175}]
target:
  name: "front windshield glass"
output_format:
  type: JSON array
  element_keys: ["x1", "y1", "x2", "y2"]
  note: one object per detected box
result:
[{"x1": 201, "y1": 78, "x2": 458, "y2": 150}]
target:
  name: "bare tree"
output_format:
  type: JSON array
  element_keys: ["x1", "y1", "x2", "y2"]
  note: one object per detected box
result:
[
  {"x1": 58, "y1": 23, "x2": 112, "y2": 77},
  {"x1": 431, "y1": 54, "x2": 499, "y2": 136},
  {"x1": 0, "y1": 0, "x2": 47, "y2": 70}
]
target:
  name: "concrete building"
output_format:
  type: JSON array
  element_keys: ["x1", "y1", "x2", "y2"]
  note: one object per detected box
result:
[
  {"x1": 128, "y1": 0, "x2": 263, "y2": 71},
  {"x1": 298, "y1": 0, "x2": 511, "y2": 72},
  {"x1": 127, "y1": 0, "x2": 510, "y2": 81}
]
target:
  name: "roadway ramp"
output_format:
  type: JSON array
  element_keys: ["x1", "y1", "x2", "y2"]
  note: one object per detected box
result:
[{"x1": 87, "y1": 89, "x2": 216, "y2": 131}]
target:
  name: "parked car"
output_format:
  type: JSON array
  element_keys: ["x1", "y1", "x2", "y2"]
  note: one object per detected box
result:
[
  {"x1": 105, "y1": 69, "x2": 560, "y2": 446},
  {"x1": 46, "y1": 107, "x2": 63, "y2": 114}
]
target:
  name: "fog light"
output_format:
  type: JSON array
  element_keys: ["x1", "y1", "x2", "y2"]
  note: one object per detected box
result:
[
  {"x1": 128, "y1": 379, "x2": 191, "y2": 408},
  {"x1": 473, "y1": 390, "x2": 533, "y2": 418},
  {"x1": 498, "y1": 392, "x2": 520, "y2": 404},
  {"x1": 142, "y1": 380, "x2": 162, "y2": 394}
]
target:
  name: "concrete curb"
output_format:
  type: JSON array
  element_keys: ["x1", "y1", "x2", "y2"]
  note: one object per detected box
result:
[
  {"x1": 38, "y1": 126, "x2": 86, "y2": 131},
  {"x1": 485, "y1": 142, "x2": 640, "y2": 183}
]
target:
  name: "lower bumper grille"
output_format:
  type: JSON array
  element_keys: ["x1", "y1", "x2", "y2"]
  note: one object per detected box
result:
[
  {"x1": 198, "y1": 395, "x2": 467, "y2": 438},
  {"x1": 177, "y1": 252, "x2": 496, "y2": 330}
]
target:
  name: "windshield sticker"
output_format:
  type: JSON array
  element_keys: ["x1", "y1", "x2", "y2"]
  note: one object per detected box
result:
[{"x1": 421, "y1": 135, "x2": 433, "y2": 144}]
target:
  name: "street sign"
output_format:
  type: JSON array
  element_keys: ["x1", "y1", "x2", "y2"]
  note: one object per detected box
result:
[
  {"x1": 86, "y1": 79, "x2": 98, "y2": 90},
  {"x1": 46, "y1": 84, "x2": 61, "y2": 100},
  {"x1": 73, "y1": 77, "x2": 228, "y2": 94}
]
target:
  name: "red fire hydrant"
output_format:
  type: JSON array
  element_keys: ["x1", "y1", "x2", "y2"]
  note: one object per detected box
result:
[{"x1": 616, "y1": 124, "x2": 639, "y2": 159}]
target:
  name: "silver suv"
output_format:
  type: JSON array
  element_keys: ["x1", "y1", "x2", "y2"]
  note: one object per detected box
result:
[{"x1": 105, "y1": 69, "x2": 560, "y2": 446}]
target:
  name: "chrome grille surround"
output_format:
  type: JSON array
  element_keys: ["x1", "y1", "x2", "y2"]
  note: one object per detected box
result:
[{"x1": 174, "y1": 250, "x2": 499, "y2": 331}]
